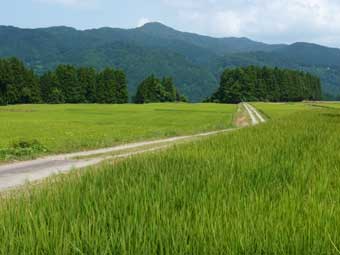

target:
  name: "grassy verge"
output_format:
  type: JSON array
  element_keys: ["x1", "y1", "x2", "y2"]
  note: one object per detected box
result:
[
  {"x1": 0, "y1": 103, "x2": 236, "y2": 161},
  {"x1": 1, "y1": 105, "x2": 340, "y2": 254}
]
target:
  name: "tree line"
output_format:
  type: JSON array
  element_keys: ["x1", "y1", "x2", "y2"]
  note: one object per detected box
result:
[
  {"x1": 0, "y1": 58, "x2": 324, "y2": 105},
  {"x1": 40, "y1": 65, "x2": 128, "y2": 104},
  {"x1": 0, "y1": 57, "x2": 129, "y2": 104},
  {"x1": 206, "y1": 66, "x2": 322, "y2": 103},
  {"x1": 0, "y1": 57, "x2": 187, "y2": 105}
]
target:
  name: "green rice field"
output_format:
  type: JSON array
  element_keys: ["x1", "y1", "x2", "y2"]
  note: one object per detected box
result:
[
  {"x1": 312, "y1": 102, "x2": 340, "y2": 109},
  {"x1": 252, "y1": 102, "x2": 311, "y2": 118},
  {"x1": 0, "y1": 103, "x2": 236, "y2": 161},
  {"x1": 1, "y1": 103, "x2": 340, "y2": 254}
]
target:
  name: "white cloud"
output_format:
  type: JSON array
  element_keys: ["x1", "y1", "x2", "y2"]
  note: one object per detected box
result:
[
  {"x1": 163, "y1": 0, "x2": 340, "y2": 46},
  {"x1": 137, "y1": 17, "x2": 151, "y2": 27}
]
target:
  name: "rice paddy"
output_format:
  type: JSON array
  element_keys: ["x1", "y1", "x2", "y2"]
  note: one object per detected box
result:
[
  {"x1": 1, "y1": 103, "x2": 339, "y2": 254},
  {"x1": 0, "y1": 103, "x2": 236, "y2": 161}
]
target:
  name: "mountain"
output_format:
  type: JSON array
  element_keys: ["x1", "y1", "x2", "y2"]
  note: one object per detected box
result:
[{"x1": 0, "y1": 22, "x2": 339, "y2": 101}]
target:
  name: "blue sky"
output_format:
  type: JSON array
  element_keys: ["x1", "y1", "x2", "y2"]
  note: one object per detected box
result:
[{"x1": 2, "y1": 0, "x2": 340, "y2": 47}]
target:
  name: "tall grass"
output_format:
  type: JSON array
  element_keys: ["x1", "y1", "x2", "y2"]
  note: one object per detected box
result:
[
  {"x1": 0, "y1": 103, "x2": 235, "y2": 161},
  {"x1": 1, "y1": 106, "x2": 340, "y2": 254}
]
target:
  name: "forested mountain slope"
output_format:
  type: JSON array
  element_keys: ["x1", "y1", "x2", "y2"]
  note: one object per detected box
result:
[{"x1": 0, "y1": 22, "x2": 339, "y2": 101}]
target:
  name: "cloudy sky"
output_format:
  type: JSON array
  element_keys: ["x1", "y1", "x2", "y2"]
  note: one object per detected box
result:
[{"x1": 2, "y1": 0, "x2": 340, "y2": 47}]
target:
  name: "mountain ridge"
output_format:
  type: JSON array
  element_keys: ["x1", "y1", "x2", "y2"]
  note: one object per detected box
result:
[{"x1": 0, "y1": 22, "x2": 339, "y2": 101}]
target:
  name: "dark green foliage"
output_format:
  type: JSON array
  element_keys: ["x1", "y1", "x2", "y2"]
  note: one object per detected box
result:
[
  {"x1": 21, "y1": 70, "x2": 41, "y2": 103},
  {"x1": 0, "y1": 57, "x2": 129, "y2": 104},
  {"x1": 56, "y1": 65, "x2": 84, "y2": 103},
  {"x1": 176, "y1": 92, "x2": 188, "y2": 103},
  {"x1": 114, "y1": 70, "x2": 128, "y2": 104},
  {"x1": 134, "y1": 75, "x2": 186, "y2": 104},
  {"x1": 77, "y1": 67, "x2": 97, "y2": 103},
  {"x1": 208, "y1": 66, "x2": 322, "y2": 103},
  {"x1": 49, "y1": 88, "x2": 65, "y2": 104},
  {"x1": 0, "y1": 58, "x2": 41, "y2": 105},
  {"x1": 134, "y1": 75, "x2": 166, "y2": 104},
  {"x1": 40, "y1": 71, "x2": 61, "y2": 103},
  {"x1": 163, "y1": 77, "x2": 177, "y2": 102},
  {"x1": 96, "y1": 68, "x2": 116, "y2": 103}
]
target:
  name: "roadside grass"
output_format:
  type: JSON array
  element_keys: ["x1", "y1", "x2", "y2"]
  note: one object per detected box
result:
[
  {"x1": 1, "y1": 105, "x2": 340, "y2": 254},
  {"x1": 0, "y1": 103, "x2": 236, "y2": 161}
]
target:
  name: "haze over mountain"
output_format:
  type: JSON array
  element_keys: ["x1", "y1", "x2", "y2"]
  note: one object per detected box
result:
[{"x1": 0, "y1": 22, "x2": 339, "y2": 101}]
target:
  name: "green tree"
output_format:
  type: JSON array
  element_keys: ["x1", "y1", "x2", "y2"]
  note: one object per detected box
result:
[
  {"x1": 96, "y1": 68, "x2": 116, "y2": 103},
  {"x1": 49, "y1": 88, "x2": 65, "y2": 104},
  {"x1": 162, "y1": 77, "x2": 177, "y2": 102},
  {"x1": 21, "y1": 70, "x2": 41, "y2": 103},
  {"x1": 0, "y1": 59, "x2": 7, "y2": 105},
  {"x1": 77, "y1": 67, "x2": 97, "y2": 103},
  {"x1": 56, "y1": 65, "x2": 83, "y2": 103},
  {"x1": 114, "y1": 70, "x2": 128, "y2": 104},
  {"x1": 40, "y1": 71, "x2": 60, "y2": 103},
  {"x1": 6, "y1": 58, "x2": 26, "y2": 104},
  {"x1": 135, "y1": 75, "x2": 185, "y2": 104}
]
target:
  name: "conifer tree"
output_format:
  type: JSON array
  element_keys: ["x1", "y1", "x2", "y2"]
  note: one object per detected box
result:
[
  {"x1": 40, "y1": 71, "x2": 62, "y2": 103},
  {"x1": 135, "y1": 75, "x2": 186, "y2": 104},
  {"x1": 55, "y1": 65, "x2": 83, "y2": 103},
  {"x1": 162, "y1": 77, "x2": 177, "y2": 102},
  {"x1": 114, "y1": 70, "x2": 128, "y2": 104},
  {"x1": 96, "y1": 68, "x2": 116, "y2": 103},
  {"x1": 22, "y1": 69, "x2": 41, "y2": 103},
  {"x1": 78, "y1": 67, "x2": 97, "y2": 103}
]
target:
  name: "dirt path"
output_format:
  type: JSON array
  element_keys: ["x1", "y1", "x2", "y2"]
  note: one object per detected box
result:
[
  {"x1": 243, "y1": 103, "x2": 266, "y2": 125},
  {"x1": 0, "y1": 103, "x2": 265, "y2": 192},
  {"x1": 247, "y1": 103, "x2": 266, "y2": 123},
  {"x1": 243, "y1": 103, "x2": 259, "y2": 125}
]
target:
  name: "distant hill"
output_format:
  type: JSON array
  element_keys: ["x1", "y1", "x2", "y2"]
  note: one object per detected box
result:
[{"x1": 0, "y1": 22, "x2": 339, "y2": 101}]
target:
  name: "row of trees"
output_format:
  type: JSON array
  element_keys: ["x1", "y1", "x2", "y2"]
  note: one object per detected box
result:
[
  {"x1": 206, "y1": 66, "x2": 322, "y2": 103},
  {"x1": 0, "y1": 58, "x2": 324, "y2": 105},
  {"x1": 134, "y1": 75, "x2": 187, "y2": 103},
  {"x1": 0, "y1": 58, "x2": 188, "y2": 105},
  {"x1": 0, "y1": 57, "x2": 129, "y2": 104},
  {"x1": 41, "y1": 66, "x2": 128, "y2": 104}
]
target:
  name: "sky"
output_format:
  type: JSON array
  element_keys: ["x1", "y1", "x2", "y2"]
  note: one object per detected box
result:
[{"x1": 2, "y1": 0, "x2": 340, "y2": 47}]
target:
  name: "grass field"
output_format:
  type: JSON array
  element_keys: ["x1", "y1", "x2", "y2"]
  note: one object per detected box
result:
[
  {"x1": 327, "y1": 102, "x2": 340, "y2": 108},
  {"x1": 1, "y1": 104, "x2": 340, "y2": 254},
  {"x1": 312, "y1": 102, "x2": 340, "y2": 109},
  {"x1": 0, "y1": 103, "x2": 236, "y2": 161},
  {"x1": 252, "y1": 102, "x2": 311, "y2": 118}
]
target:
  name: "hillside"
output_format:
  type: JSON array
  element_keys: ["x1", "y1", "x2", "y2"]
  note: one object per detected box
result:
[{"x1": 0, "y1": 23, "x2": 340, "y2": 101}]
